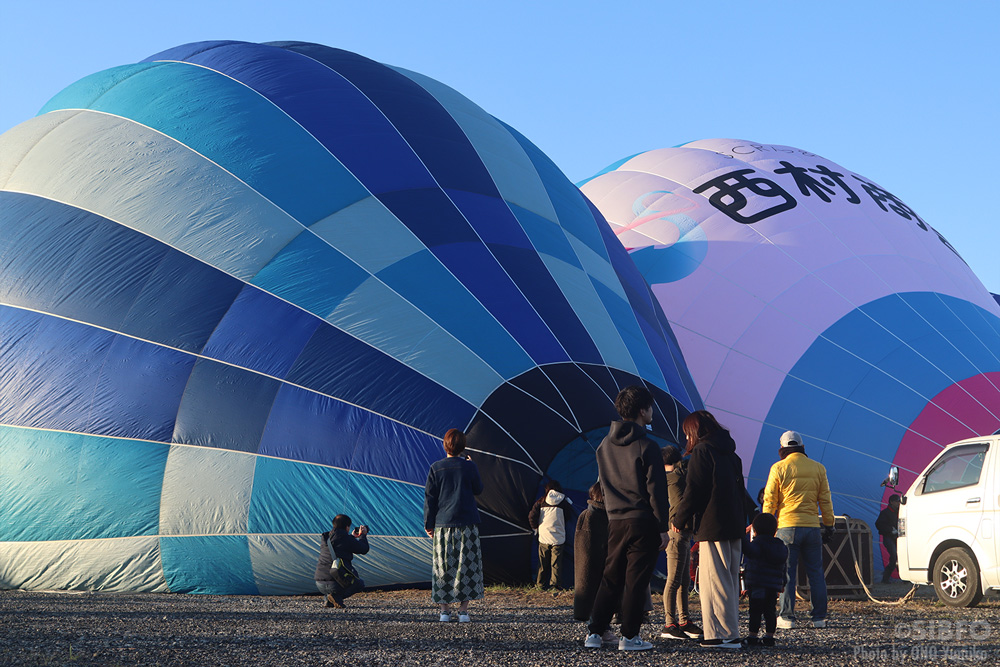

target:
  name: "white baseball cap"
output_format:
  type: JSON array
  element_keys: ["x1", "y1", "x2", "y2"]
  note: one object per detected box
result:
[{"x1": 780, "y1": 431, "x2": 803, "y2": 448}]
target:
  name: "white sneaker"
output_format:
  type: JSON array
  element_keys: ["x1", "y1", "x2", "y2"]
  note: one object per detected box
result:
[
  {"x1": 584, "y1": 633, "x2": 603, "y2": 649},
  {"x1": 439, "y1": 613, "x2": 451, "y2": 622},
  {"x1": 776, "y1": 617, "x2": 796, "y2": 629},
  {"x1": 812, "y1": 619, "x2": 827, "y2": 628},
  {"x1": 619, "y1": 635, "x2": 654, "y2": 651},
  {"x1": 458, "y1": 613, "x2": 471, "y2": 623}
]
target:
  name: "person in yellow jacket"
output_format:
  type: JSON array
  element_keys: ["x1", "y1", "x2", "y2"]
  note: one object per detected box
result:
[{"x1": 762, "y1": 430, "x2": 835, "y2": 629}]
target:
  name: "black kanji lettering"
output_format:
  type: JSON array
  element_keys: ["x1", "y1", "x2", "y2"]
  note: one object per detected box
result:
[
  {"x1": 692, "y1": 169, "x2": 796, "y2": 224},
  {"x1": 852, "y1": 176, "x2": 928, "y2": 230}
]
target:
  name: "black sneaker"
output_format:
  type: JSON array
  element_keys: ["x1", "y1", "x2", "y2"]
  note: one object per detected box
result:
[
  {"x1": 660, "y1": 623, "x2": 687, "y2": 640},
  {"x1": 762, "y1": 636, "x2": 775, "y2": 647},
  {"x1": 679, "y1": 621, "x2": 704, "y2": 639},
  {"x1": 745, "y1": 636, "x2": 759, "y2": 646}
]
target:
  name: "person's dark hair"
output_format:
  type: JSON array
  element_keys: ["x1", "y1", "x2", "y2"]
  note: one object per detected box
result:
[
  {"x1": 752, "y1": 512, "x2": 778, "y2": 538},
  {"x1": 332, "y1": 514, "x2": 352, "y2": 530},
  {"x1": 614, "y1": 385, "x2": 654, "y2": 421},
  {"x1": 545, "y1": 480, "x2": 563, "y2": 493},
  {"x1": 757, "y1": 487, "x2": 766, "y2": 506},
  {"x1": 589, "y1": 481, "x2": 603, "y2": 503},
  {"x1": 681, "y1": 410, "x2": 726, "y2": 454},
  {"x1": 779, "y1": 445, "x2": 805, "y2": 460},
  {"x1": 443, "y1": 428, "x2": 467, "y2": 456},
  {"x1": 662, "y1": 445, "x2": 682, "y2": 466},
  {"x1": 888, "y1": 494, "x2": 901, "y2": 506}
]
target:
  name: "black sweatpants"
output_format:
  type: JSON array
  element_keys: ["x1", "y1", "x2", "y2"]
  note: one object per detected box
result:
[
  {"x1": 748, "y1": 588, "x2": 779, "y2": 635},
  {"x1": 587, "y1": 517, "x2": 660, "y2": 640}
]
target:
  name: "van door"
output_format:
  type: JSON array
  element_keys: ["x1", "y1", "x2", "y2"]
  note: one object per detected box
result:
[
  {"x1": 905, "y1": 442, "x2": 989, "y2": 574},
  {"x1": 985, "y1": 444, "x2": 1000, "y2": 588}
]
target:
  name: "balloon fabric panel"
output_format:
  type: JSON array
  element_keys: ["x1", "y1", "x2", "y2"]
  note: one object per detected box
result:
[
  {"x1": 158, "y1": 445, "x2": 255, "y2": 536},
  {"x1": 283, "y1": 325, "x2": 477, "y2": 436},
  {"x1": 39, "y1": 61, "x2": 371, "y2": 225},
  {"x1": 200, "y1": 287, "x2": 321, "y2": 380},
  {"x1": 0, "y1": 307, "x2": 193, "y2": 440},
  {"x1": 247, "y1": 457, "x2": 425, "y2": 538},
  {"x1": 160, "y1": 535, "x2": 258, "y2": 595},
  {"x1": 171, "y1": 358, "x2": 282, "y2": 453},
  {"x1": 0, "y1": 428, "x2": 168, "y2": 542}
]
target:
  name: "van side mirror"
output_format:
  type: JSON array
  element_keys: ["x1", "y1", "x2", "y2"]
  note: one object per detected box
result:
[{"x1": 881, "y1": 466, "x2": 899, "y2": 489}]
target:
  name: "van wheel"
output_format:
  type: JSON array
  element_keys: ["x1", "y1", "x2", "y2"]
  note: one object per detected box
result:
[{"x1": 932, "y1": 547, "x2": 983, "y2": 608}]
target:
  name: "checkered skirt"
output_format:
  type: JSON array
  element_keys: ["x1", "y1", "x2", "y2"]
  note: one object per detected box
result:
[{"x1": 431, "y1": 524, "x2": 485, "y2": 604}]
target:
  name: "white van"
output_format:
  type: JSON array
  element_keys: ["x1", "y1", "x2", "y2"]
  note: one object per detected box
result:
[{"x1": 893, "y1": 435, "x2": 1000, "y2": 607}]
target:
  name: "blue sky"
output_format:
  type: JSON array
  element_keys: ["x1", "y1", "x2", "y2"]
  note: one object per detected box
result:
[{"x1": 2, "y1": 1, "x2": 997, "y2": 293}]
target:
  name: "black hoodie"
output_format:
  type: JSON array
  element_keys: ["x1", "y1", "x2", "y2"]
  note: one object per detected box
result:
[
  {"x1": 672, "y1": 430, "x2": 751, "y2": 542},
  {"x1": 595, "y1": 421, "x2": 671, "y2": 531}
]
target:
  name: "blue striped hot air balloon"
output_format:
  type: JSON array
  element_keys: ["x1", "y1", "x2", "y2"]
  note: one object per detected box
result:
[{"x1": 0, "y1": 41, "x2": 701, "y2": 593}]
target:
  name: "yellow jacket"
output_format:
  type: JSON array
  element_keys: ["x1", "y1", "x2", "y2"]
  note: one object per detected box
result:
[{"x1": 762, "y1": 452, "x2": 835, "y2": 529}]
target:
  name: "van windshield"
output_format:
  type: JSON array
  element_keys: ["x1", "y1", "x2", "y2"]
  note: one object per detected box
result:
[{"x1": 922, "y1": 443, "x2": 988, "y2": 494}]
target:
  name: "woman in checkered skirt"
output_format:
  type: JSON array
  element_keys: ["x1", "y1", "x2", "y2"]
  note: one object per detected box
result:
[{"x1": 424, "y1": 428, "x2": 485, "y2": 622}]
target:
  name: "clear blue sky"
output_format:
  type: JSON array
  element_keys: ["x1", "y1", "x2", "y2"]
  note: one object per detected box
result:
[{"x1": 2, "y1": 1, "x2": 997, "y2": 294}]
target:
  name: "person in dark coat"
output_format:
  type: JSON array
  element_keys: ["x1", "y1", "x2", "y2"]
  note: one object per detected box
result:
[
  {"x1": 573, "y1": 481, "x2": 608, "y2": 622},
  {"x1": 875, "y1": 495, "x2": 901, "y2": 583},
  {"x1": 660, "y1": 445, "x2": 702, "y2": 641},
  {"x1": 424, "y1": 428, "x2": 484, "y2": 623},
  {"x1": 672, "y1": 410, "x2": 753, "y2": 649},
  {"x1": 583, "y1": 385, "x2": 670, "y2": 652},
  {"x1": 314, "y1": 514, "x2": 370, "y2": 608},
  {"x1": 742, "y1": 512, "x2": 788, "y2": 646}
]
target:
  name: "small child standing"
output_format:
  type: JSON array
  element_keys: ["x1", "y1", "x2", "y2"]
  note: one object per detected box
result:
[
  {"x1": 742, "y1": 512, "x2": 788, "y2": 646},
  {"x1": 528, "y1": 480, "x2": 575, "y2": 590},
  {"x1": 574, "y1": 482, "x2": 608, "y2": 622}
]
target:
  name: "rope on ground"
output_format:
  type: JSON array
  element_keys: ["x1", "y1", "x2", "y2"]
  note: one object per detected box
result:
[{"x1": 842, "y1": 516, "x2": 918, "y2": 606}]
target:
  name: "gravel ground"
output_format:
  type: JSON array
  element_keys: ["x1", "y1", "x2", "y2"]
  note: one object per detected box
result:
[{"x1": 2, "y1": 582, "x2": 998, "y2": 666}]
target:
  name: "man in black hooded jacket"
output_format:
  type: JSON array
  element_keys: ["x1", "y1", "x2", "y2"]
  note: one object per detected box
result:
[{"x1": 583, "y1": 385, "x2": 670, "y2": 652}]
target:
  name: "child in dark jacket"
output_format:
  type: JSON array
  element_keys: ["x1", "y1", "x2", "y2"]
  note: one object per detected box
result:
[
  {"x1": 573, "y1": 481, "x2": 608, "y2": 621},
  {"x1": 742, "y1": 512, "x2": 788, "y2": 646},
  {"x1": 528, "y1": 480, "x2": 575, "y2": 589}
]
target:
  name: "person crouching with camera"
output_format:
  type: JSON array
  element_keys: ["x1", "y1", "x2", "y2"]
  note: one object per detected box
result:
[{"x1": 315, "y1": 514, "x2": 370, "y2": 608}]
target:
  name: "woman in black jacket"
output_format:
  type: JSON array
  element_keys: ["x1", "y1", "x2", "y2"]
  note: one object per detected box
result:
[
  {"x1": 424, "y1": 428, "x2": 484, "y2": 623},
  {"x1": 314, "y1": 514, "x2": 369, "y2": 608},
  {"x1": 671, "y1": 411, "x2": 751, "y2": 649}
]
